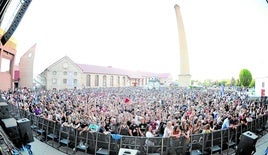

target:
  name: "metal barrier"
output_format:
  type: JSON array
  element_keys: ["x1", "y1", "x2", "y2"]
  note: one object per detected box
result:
[{"x1": 7, "y1": 104, "x2": 268, "y2": 155}]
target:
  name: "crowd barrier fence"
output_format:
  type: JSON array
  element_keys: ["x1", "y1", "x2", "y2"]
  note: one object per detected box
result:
[{"x1": 7, "y1": 103, "x2": 268, "y2": 155}]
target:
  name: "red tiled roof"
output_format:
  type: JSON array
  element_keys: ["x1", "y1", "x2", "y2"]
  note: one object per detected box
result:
[
  {"x1": 76, "y1": 64, "x2": 141, "y2": 78},
  {"x1": 156, "y1": 73, "x2": 171, "y2": 78},
  {"x1": 76, "y1": 64, "x2": 171, "y2": 79},
  {"x1": 42, "y1": 56, "x2": 171, "y2": 79}
]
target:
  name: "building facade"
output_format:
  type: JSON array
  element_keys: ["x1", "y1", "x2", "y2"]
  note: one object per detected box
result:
[
  {"x1": 40, "y1": 56, "x2": 172, "y2": 90},
  {"x1": 0, "y1": 29, "x2": 17, "y2": 91},
  {"x1": 18, "y1": 44, "x2": 36, "y2": 88},
  {"x1": 255, "y1": 77, "x2": 268, "y2": 97}
]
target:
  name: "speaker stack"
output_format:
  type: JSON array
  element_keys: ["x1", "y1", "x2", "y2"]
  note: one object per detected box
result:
[
  {"x1": 17, "y1": 118, "x2": 34, "y2": 144},
  {"x1": 0, "y1": 102, "x2": 10, "y2": 119},
  {"x1": 1, "y1": 117, "x2": 21, "y2": 146},
  {"x1": 0, "y1": 102, "x2": 34, "y2": 147},
  {"x1": 236, "y1": 131, "x2": 258, "y2": 155}
]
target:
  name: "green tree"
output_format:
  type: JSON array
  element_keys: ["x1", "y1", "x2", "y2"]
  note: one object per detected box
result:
[
  {"x1": 249, "y1": 79, "x2": 255, "y2": 88},
  {"x1": 239, "y1": 69, "x2": 252, "y2": 87},
  {"x1": 236, "y1": 79, "x2": 240, "y2": 86}
]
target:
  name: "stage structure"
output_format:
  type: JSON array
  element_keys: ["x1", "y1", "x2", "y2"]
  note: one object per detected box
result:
[
  {"x1": 0, "y1": 30, "x2": 16, "y2": 90},
  {"x1": 0, "y1": 0, "x2": 32, "y2": 90},
  {"x1": 174, "y1": 4, "x2": 191, "y2": 87}
]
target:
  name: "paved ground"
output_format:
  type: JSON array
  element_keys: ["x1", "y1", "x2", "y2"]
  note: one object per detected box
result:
[
  {"x1": 255, "y1": 132, "x2": 268, "y2": 155},
  {"x1": 20, "y1": 138, "x2": 68, "y2": 155}
]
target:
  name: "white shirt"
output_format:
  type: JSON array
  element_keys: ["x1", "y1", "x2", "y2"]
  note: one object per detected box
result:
[
  {"x1": 146, "y1": 131, "x2": 155, "y2": 138},
  {"x1": 163, "y1": 126, "x2": 173, "y2": 137},
  {"x1": 145, "y1": 131, "x2": 155, "y2": 146}
]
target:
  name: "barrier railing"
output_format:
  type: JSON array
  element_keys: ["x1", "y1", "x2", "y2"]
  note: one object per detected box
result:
[{"x1": 7, "y1": 103, "x2": 268, "y2": 155}]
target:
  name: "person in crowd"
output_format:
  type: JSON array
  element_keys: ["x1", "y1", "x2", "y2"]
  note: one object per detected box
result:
[
  {"x1": 109, "y1": 117, "x2": 119, "y2": 134},
  {"x1": 180, "y1": 119, "x2": 188, "y2": 132},
  {"x1": 229, "y1": 114, "x2": 239, "y2": 129},
  {"x1": 149, "y1": 119, "x2": 158, "y2": 133},
  {"x1": 129, "y1": 119, "x2": 139, "y2": 136},
  {"x1": 193, "y1": 120, "x2": 203, "y2": 134},
  {"x1": 240, "y1": 113, "x2": 248, "y2": 128},
  {"x1": 72, "y1": 117, "x2": 81, "y2": 130},
  {"x1": 145, "y1": 125, "x2": 155, "y2": 138},
  {"x1": 138, "y1": 117, "x2": 147, "y2": 137},
  {"x1": 246, "y1": 113, "x2": 253, "y2": 123},
  {"x1": 87, "y1": 118, "x2": 100, "y2": 132},
  {"x1": 202, "y1": 124, "x2": 212, "y2": 134},
  {"x1": 188, "y1": 122, "x2": 194, "y2": 135},
  {"x1": 181, "y1": 123, "x2": 191, "y2": 143},
  {"x1": 163, "y1": 121, "x2": 173, "y2": 137},
  {"x1": 157, "y1": 119, "x2": 166, "y2": 137},
  {"x1": 170, "y1": 125, "x2": 182, "y2": 139},
  {"x1": 213, "y1": 120, "x2": 222, "y2": 130},
  {"x1": 221, "y1": 115, "x2": 230, "y2": 130},
  {"x1": 104, "y1": 117, "x2": 111, "y2": 132},
  {"x1": 60, "y1": 111, "x2": 67, "y2": 124},
  {"x1": 118, "y1": 121, "x2": 130, "y2": 136},
  {"x1": 34, "y1": 105, "x2": 42, "y2": 115},
  {"x1": 43, "y1": 111, "x2": 53, "y2": 121},
  {"x1": 62, "y1": 115, "x2": 72, "y2": 127},
  {"x1": 145, "y1": 125, "x2": 156, "y2": 146},
  {"x1": 79, "y1": 119, "x2": 89, "y2": 135},
  {"x1": 98, "y1": 121, "x2": 107, "y2": 134}
]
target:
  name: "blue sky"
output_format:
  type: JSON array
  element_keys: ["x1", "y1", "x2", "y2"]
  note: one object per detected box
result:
[{"x1": 3, "y1": 0, "x2": 268, "y2": 81}]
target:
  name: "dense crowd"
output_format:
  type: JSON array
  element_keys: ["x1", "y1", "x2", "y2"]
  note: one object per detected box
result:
[{"x1": 1, "y1": 86, "x2": 267, "y2": 143}]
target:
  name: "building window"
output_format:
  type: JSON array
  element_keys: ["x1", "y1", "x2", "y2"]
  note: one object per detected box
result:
[
  {"x1": 110, "y1": 76, "x2": 114, "y2": 87},
  {"x1": 86, "y1": 74, "x2": 91, "y2": 87},
  {"x1": 63, "y1": 79, "x2": 67, "y2": 84},
  {"x1": 53, "y1": 71, "x2": 57, "y2": 75},
  {"x1": 123, "y1": 77, "x2": 126, "y2": 86},
  {"x1": 74, "y1": 72, "x2": 77, "y2": 76},
  {"x1": 103, "y1": 75, "x2": 107, "y2": 87},
  {"x1": 73, "y1": 79, "x2": 77, "y2": 85},
  {"x1": 117, "y1": 76, "x2": 120, "y2": 87},
  {"x1": 95, "y1": 75, "x2": 99, "y2": 87},
  {"x1": 63, "y1": 71, "x2": 67, "y2": 75},
  {"x1": 52, "y1": 78, "x2": 57, "y2": 84}
]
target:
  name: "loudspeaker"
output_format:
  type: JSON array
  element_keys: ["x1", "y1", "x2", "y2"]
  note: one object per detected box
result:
[
  {"x1": 236, "y1": 131, "x2": 258, "y2": 155},
  {"x1": 1, "y1": 118, "x2": 20, "y2": 141},
  {"x1": 17, "y1": 118, "x2": 34, "y2": 144},
  {"x1": 118, "y1": 148, "x2": 140, "y2": 155},
  {"x1": 0, "y1": 102, "x2": 10, "y2": 119}
]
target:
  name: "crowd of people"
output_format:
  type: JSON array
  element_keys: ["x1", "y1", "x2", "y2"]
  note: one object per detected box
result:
[{"x1": 1, "y1": 86, "x2": 267, "y2": 143}]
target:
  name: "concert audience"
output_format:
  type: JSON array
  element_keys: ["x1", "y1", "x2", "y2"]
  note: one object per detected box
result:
[{"x1": 1, "y1": 86, "x2": 267, "y2": 139}]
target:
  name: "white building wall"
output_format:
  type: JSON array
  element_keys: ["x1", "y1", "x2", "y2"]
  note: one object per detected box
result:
[
  {"x1": 46, "y1": 60, "x2": 82, "y2": 90},
  {"x1": 255, "y1": 77, "x2": 268, "y2": 97}
]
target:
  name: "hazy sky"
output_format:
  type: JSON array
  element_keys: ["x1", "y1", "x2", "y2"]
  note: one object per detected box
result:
[{"x1": 5, "y1": 0, "x2": 268, "y2": 81}]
